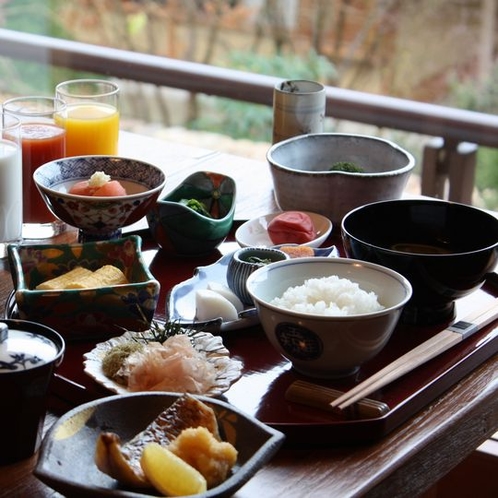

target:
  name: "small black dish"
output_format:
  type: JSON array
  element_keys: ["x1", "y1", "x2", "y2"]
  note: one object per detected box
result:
[{"x1": 341, "y1": 199, "x2": 498, "y2": 325}]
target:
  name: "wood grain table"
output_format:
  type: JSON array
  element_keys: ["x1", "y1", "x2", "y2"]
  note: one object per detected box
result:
[{"x1": 0, "y1": 131, "x2": 496, "y2": 498}]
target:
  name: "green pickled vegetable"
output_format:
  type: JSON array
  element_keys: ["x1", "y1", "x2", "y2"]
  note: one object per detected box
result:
[
  {"x1": 180, "y1": 198, "x2": 212, "y2": 217},
  {"x1": 329, "y1": 161, "x2": 365, "y2": 173},
  {"x1": 146, "y1": 319, "x2": 192, "y2": 343},
  {"x1": 246, "y1": 256, "x2": 272, "y2": 265}
]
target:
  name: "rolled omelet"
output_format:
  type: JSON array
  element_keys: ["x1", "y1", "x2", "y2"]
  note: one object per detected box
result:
[
  {"x1": 36, "y1": 265, "x2": 128, "y2": 290},
  {"x1": 67, "y1": 265, "x2": 128, "y2": 289},
  {"x1": 36, "y1": 266, "x2": 94, "y2": 290}
]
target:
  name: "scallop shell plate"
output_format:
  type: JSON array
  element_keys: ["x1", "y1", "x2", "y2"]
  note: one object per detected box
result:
[{"x1": 83, "y1": 329, "x2": 243, "y2": 397}]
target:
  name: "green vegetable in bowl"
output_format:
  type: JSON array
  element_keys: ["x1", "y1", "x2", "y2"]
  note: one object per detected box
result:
[
  {"x1": 180, "y1": 198, "x2": 212, "y2": 217},
  {"x1": 329, "y1": 161, "x2": 365, "y2": 173},
  {"x1": 246, "y1": 256, "x2": 273, "y2": 265}
]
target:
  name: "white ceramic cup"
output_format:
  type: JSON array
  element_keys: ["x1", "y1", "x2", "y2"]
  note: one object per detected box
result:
[{"x1": 272, "y1": 79, "x2": 326, "y2": 144}]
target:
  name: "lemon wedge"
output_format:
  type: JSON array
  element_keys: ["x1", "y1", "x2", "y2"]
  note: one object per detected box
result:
[{"x1": 141, "y1": 442, "x2": 207, "y2": 496}]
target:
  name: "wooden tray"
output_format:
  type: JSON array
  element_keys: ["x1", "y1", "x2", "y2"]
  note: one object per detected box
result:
[{"x1": 38, "y1": 232, "x2": 498, "y2": 445}]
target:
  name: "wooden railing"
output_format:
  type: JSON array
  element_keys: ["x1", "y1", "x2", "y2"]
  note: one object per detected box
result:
[{"x1": 2, "y1": 28, "x2": 498, "y2": 204}]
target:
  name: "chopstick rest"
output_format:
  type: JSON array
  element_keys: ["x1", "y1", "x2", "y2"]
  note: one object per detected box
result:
[
  {"x1": 330, "y1": 296, "x2": 498, "y2": 412},
  {"x1": 285, "y1": 380, "x2": 390, "y2": 419}
]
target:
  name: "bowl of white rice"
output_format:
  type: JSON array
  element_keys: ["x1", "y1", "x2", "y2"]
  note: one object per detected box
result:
[{"x1": 246, "y1": 257, "x2": 412, "y2": 379}]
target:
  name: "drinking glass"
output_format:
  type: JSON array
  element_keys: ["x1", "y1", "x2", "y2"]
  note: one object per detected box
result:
[
  {"x1": 272, "y1": 79, "x2": 326, "y2": 144},
  {"x1": 55, "y1": 79, "x2": 120, "y2": 156},
  {"x1": 0, "y1": 113, "x2": 22, "y2": 258},
  {"x1": 3, "y1": 96, "x2": 67, "y2": 239}
]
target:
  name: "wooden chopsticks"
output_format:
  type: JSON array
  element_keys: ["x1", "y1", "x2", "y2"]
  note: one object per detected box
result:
[
  {"x1": 285, "y1": 380, "x2": 390, "y2": 419},
  {"x1": 330, "y1": 296, "x2": 498, "y2": 412}
]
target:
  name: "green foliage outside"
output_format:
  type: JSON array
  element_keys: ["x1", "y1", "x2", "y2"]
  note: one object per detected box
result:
[
  {"x1": 2, "y1": 0, "x2": 337, "y2": 145},
  {"x1": 0, "y1": 0, "x2": 104, "y2": 95},
  {"x1": 2, "y1": 0, "x2": 496, "y2": 206},
  {"x1": 1, "y1": 0, "x2": 65, "y2": 93},
  {"x1": 448, "y1": 62, "x2": 498, "y2": 208},
  {"x1": 189, "y1": 50, "x2": 338, "y2": 142}
]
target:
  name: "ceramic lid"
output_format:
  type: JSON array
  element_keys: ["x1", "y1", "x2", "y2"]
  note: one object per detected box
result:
[{"x1": 0, "y1": 322, "x2": 60, "y2": 373}]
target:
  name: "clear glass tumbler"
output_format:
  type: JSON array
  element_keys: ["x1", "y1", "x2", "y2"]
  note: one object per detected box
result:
[
  {"x1": 55, "y1": 79, "x2": 120, "y2": 156},
  {"x1": 3, "y1": 96, "x2": 67, "y2": 239},
  {"x1": 0, "y1": 113, "x2": 22, "y2": 258}
]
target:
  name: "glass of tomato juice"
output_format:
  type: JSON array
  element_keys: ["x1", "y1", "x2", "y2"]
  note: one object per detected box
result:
[
  {"x1": 2, "y1": 97, "x2": 67, "y2": 239},
  {"x1": 55, "y1": 79, "x2": 120, "y2": 156}
]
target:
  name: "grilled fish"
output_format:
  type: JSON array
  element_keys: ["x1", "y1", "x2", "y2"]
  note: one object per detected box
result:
[{"x1": 95, "y1": 394, "x2": 219, "y2": 487}]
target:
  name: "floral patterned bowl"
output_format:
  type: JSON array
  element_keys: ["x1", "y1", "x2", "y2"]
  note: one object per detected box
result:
[
  {"x1": 33, "y1": 156, "x2": 166, "y2": 241},
  {"x1": 7, "y1": 235, "x2": 159, "y2": 341},
  {"x1": 147, "y1": 171, "x2": 236, "y2": 256}
]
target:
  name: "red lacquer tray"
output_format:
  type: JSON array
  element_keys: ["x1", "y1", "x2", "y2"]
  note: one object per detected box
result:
[{"x1": 45, "y1": 227, "x2": 498, "y2": 446}]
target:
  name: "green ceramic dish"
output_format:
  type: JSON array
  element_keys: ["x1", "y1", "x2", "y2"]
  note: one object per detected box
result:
[
  {"x1": 147, "y1": 171, "x2": 236, "y2": 256},
  {"x1": 7, "y1": 235, "x2": 159, "y2": 341}
]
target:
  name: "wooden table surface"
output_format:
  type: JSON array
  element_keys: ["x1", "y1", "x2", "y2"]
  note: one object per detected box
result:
[
  {"x1": 0, "y1": 131, "x2": 497, "y2": 498},
  {"x1": 120, "y1": 130, "x2": 278, "y2": 223}
]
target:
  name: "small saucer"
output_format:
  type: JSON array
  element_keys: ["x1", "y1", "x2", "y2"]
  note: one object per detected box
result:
[
  {"x1": 272, "y1": 244, "x2": 339, "y2": 258},
  {"x1": 83, "y1": 329, "x2": 243, "y2": 397},
  {"x1": 235, "y1": 211, "x2": 332, "y2": 248},
  {"x1": 168, "y1": 252, "x2": 260, "y2": 333},
  {"x1": 167, "y1": 244, "x2": 339, "y2": 333}
]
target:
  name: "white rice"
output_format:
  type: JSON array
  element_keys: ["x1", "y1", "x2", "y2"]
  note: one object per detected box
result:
[{"x1": 270, "y1": 275, "x2": 384, "y2": 316}]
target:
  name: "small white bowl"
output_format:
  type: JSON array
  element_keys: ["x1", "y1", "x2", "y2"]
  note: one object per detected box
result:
[
  {"x1": 246, "y1": 257, "x2": 412, "y2": 379},
  {"x1": 235, "y1": 211, "x2": 332, "y2": 248}
]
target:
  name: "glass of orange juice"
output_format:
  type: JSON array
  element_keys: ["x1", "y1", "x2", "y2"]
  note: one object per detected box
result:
[{"x1": 55, "y1": 79, "x2": 119, "y2": 156}]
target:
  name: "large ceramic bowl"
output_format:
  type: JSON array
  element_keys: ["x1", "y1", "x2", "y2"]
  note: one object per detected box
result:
[
  {"x1": 267, "y1": 133, "x2": 415, "y2": 224},
  {"x1": 7, "y1": 235, "x2": 160, "y2": 341},
  {"x1": 342, "y1": 199, "x2": 498, "y2": 325},
  {"x1": 246, "y1": 257, "x2": 412, "y2": 379},
  {"x1": 33, "y1": 156, "x2": 166, "y2": 241},
  {"x1": 147, "y1": 171, "x2": 236, "y2": 256}
]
